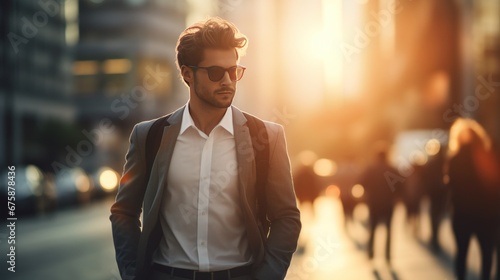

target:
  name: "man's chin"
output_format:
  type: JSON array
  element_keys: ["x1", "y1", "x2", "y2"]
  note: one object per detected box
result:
[
  {"x1": 216, "y1": 102, "x2": 232, "y2": 109},
  {"x1": 216, "y1": 97, "x2": 233, "y2": 108}
]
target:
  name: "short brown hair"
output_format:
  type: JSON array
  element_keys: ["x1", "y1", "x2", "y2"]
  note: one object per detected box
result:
[{"x1": 176, "y1": 17, "x2": 248, "y2": 84}]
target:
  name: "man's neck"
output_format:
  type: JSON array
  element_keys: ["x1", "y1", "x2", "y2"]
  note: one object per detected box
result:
[{"x1": 188, "y1": 102, "x2": 228, "y2": 135}]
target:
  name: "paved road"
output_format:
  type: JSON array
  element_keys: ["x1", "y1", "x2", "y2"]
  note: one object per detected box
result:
[
  {"x1": 0, "y1": 196, "x2": 496, "y2": 280},
  {"x1": 0, "y1": 198, "x2": 120, "y2": 280}
]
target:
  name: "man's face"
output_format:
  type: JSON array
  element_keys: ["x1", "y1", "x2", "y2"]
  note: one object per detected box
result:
[{"x1": 190, "y1": 48, "x2": 238, "y2": 109}]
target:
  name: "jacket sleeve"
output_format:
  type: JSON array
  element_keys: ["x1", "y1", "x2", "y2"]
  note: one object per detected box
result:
[
  {"x1": 254, "y1": 124, "x2": 302, "y2": 280},
  {"x1": 110, "y1": 123, "x2": 149, "y2": 280}
]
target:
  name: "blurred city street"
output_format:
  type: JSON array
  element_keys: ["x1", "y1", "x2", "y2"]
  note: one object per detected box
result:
[
  {"x1": 290, "y1": 197, "x2": 490, "y2": 280},
  {"x1": 1, "y1": 195, "x2": 494, "y2": 280},
  {"x1": 0, "y1": 198, "x2": 120, "y2": 280}
]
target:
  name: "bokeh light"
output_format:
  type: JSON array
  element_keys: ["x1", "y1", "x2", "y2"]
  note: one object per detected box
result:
[
  {"x1": 351, "y1": 184, "x2": 365, "y2": 198},
  {"x1": 425, "y1": 138, "x2": 441, "y2": 156},
  {"x1": 313, "y1": 158, "x2": 337, "y2": 177},
  {"x1": 75, "y1": 173, "x2": 91, "y2": 193},
  {"x1": 325, "y1": 184, "x2": 341, "y2": 198},
  {"x1": 99, "y1": 169, "x2": 119, "y2": 192},
  {"x1": 410, "y1": 150, "x2": 428, "y2": 166},
  {"x1": 297, "y1": 150, "x2": 318, "y2": 167}
]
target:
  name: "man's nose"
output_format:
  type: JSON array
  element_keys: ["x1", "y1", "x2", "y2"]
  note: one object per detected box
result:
[{"x1": 220, "y1": 71, "x2": 232, "y2": 85}]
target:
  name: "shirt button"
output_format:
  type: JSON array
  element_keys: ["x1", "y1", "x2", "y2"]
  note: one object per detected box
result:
[
  {"x1": 201, "y1": 211, "x2": 206, "y2": 215},
  {"x1": 201, "y1": 241, "x2": 206, "y2": 246}
]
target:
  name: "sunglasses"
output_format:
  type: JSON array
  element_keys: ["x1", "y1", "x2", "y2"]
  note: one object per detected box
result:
[{"x1": 188, "y1": 65, "x2": 246, "y2": 82}]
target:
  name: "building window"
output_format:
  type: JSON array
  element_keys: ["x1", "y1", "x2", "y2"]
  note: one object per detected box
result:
[
  {"x1": 73, "y1": 58, "x2": 132, "y2": 96},
  {"x1": 73, "y1": 60, "x2": 100, "y2": 94},
  {"x1": 102, "y1": 58, "x2": 132, "y2": 96},
  {"x1": 137, "y1": 57, "x2": 172, "y2": 97}
]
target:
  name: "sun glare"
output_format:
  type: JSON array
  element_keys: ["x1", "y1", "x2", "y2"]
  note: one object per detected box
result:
[{"x1": 321, "y1": 0, "x2": 344, "y2": 101}]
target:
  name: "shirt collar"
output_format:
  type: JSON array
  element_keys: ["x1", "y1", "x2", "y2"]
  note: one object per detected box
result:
[{"x1": 180, "y1": 104, "x2": 234, "y2": 135}]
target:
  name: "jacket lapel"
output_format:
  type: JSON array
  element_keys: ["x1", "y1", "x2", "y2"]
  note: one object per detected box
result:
[
  {"x1": 233, "y1": 107, "x2": 265, "y2": 262},
  {"x1": 233, "y1": 107, "x2": 256, "y2": 205},
  {"x1": 144, "y1": 107, "x2": 184, "y2": 218}
]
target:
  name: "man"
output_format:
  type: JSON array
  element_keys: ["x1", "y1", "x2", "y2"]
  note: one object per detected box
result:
[
  {"x1": 110, "y1": 17, "x2": 301, "y2": 280},
  {"x1": 359, "y1": 144, "x2": 399, "y2": 263}
]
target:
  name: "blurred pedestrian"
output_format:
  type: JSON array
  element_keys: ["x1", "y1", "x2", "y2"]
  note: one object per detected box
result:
[
  {"x1": 360, "y1": 143, "x2": 401, "y2": 263},
  {"x1": 110, "y1": 17, "x2": 301, "y2": 280},
  {"x1": 335, "y1": 158, "x2": 363, "y2": 234},
  {"x1": 293, "y1": 163, "x2": 321, "y2": 255},
  {"x1": 293, "y1": 163, "x2": 322, "y2": 213},
  {"x1": 445, "y1": 118, "x2": 500, "y2": 280},
  {"x1": 400, "y1": 163, "x2": 425, "y2": 237},
  {"x1": 422, "y1": 148, "x2": 449, "y2": 251}
]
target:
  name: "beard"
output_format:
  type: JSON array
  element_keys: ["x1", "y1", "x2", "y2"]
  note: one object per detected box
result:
[{"x1": 193, "y1": 77, "x2": 235, "y2": 109}]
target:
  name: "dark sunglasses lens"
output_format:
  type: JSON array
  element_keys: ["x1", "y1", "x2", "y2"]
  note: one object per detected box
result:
[
  {"x1": 208, "y1": 67, "x2": 225, "y2": 81},
  {"x1": 206, "y1": 66, "x2": 245, "y2": 81}
]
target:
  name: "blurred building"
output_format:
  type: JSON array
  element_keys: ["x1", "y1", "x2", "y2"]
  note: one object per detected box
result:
[
  {"x1": 0, "y1": 0, "x2": 76, "y2": 169},
  {"x1": 1, "y1": 0, "x2": 190, "y2": 171},
  {"x1": 75, "y1": 0, "x2": 188, "y2": 127},
  {"x1": 2, "y1": 0, "x2": 499, "y2": 171},
  {"x1": 469, "y1": 0, "x2": 500, "y2": 144},
  {"x1": 74, "y1": 0, "x2": 189, "y2": 171},
  {"x1": 393, "y1": 0, "x2": 500, "y2": 143},
  {"x1": 219, "y1": 0, "x2": 285, "y2": 119}
]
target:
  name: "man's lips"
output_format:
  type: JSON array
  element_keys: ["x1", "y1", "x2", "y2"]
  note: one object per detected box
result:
[{"x1": 216, "y1": 89, "x2": 235, "y2": 94}]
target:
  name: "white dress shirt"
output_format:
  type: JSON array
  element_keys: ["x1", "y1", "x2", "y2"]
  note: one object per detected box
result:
[{"x1": 152, "y1": 105, "x2": 252, "y2": 271}]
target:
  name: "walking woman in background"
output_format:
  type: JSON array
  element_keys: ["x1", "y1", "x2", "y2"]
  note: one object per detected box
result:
[{"x1": 445, "y1": 118, "x2": 500, "y2": 280}]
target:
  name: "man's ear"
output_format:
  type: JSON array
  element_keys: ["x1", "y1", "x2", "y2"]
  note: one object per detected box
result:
[{"x1": 181, "y1": 65, "x2": 193, "y2": 86}]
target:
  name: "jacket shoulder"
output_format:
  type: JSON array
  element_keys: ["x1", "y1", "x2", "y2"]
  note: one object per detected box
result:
[
  {"x1": 133, "y1": 118, "x2": 158, "y2": 137},
  {"x1": 133, "y1": 112, "x2": 174, "y2": 136},
  {"x1": 263, "y1": 120, "x2": 283, "y2": 134},
  {"x1": 239, "y1": 110, "x2": 283, "y2": 132}
]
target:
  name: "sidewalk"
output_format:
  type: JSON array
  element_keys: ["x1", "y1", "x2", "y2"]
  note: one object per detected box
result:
[{"x1": 286, "y1": 196, "x2": 493, "y2": 280}]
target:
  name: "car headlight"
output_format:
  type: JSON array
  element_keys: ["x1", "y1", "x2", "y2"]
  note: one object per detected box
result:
[
  {"x1": 75, "y1": 173, "x2": 92, "y2": 193},
  {"x1": 98, "y1": 168, "x2": 119, "y2": 192},
  {"x1": 26, "y1": 165, "x2": 44, "y2": 196}
]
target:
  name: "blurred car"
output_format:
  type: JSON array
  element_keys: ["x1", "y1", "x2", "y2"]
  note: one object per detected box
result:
[
  {"x1": 89, "y1": 166, "x2": 120, "y2": 198},
  {"x1": 0, "y1": 165, "x2": 51, "y2": 216},
  {"x1": 53, "y1": 167, "x2": 93, "y2": 207}
]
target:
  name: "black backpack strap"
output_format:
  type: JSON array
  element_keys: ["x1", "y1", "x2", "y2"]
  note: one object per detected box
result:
[
  {"x1": 145, "y1": 114, "x2": 171, "y2": 183},
  {"x1": 243, "y1": 112, "x2": 270, "y2": 236}
]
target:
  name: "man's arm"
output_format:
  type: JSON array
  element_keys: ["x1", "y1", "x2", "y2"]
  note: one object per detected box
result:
[
  {"x1": 254, "y1": 123, "x2": 302, "y2": 280},
  {"x1": 110, "y1": 123, "x2": 149, "y2": 280}
]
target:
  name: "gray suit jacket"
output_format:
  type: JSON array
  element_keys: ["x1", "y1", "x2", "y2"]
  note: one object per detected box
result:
[{"x1": 110, "y1": 106, "x2": 301, "y2": 280}]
